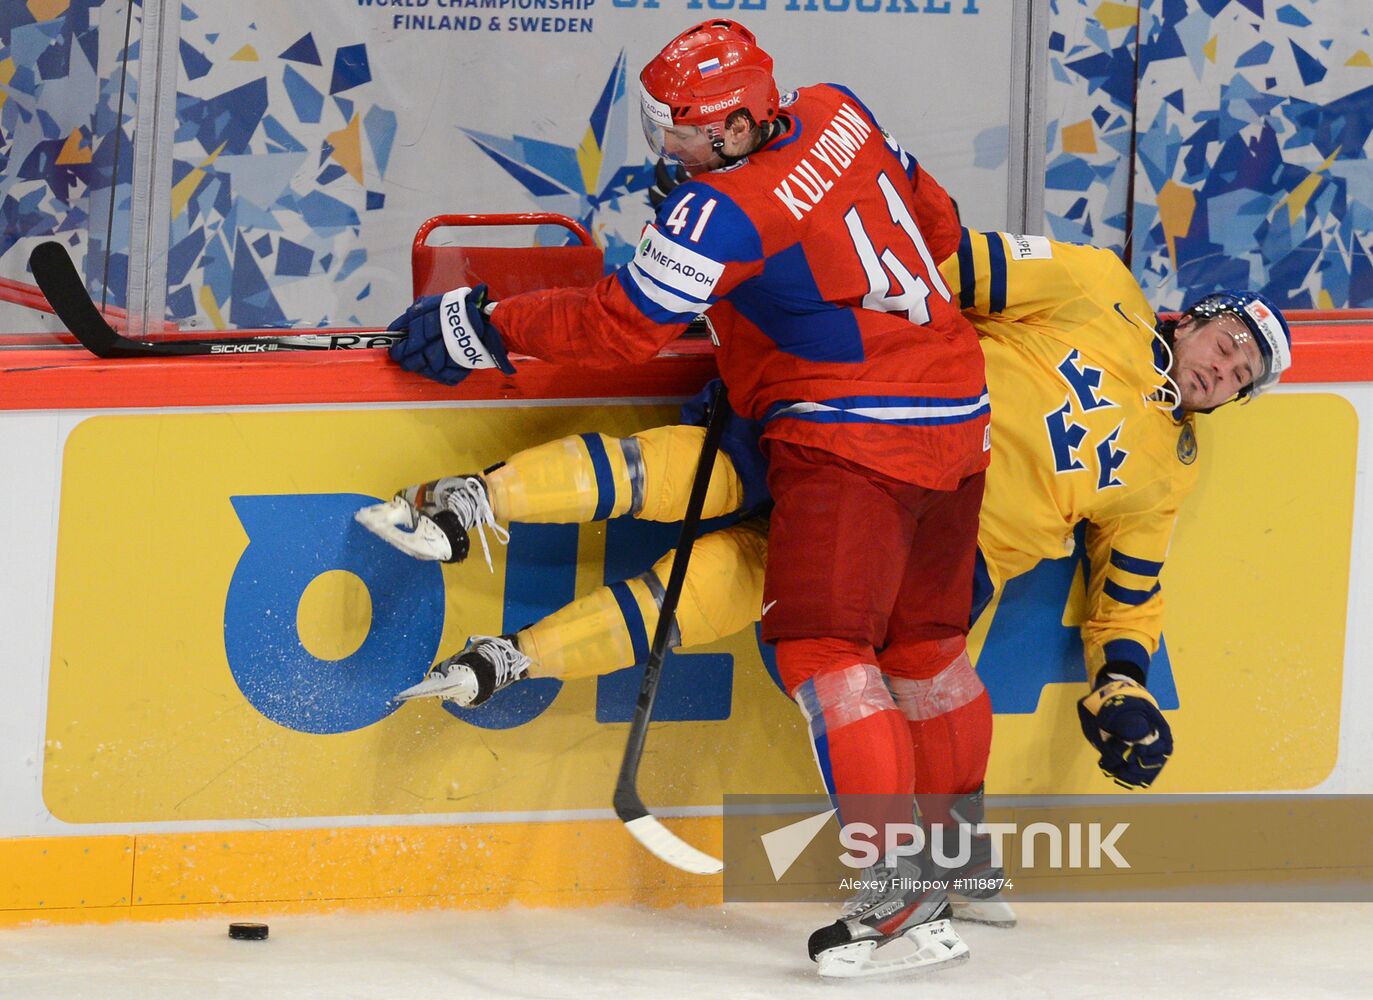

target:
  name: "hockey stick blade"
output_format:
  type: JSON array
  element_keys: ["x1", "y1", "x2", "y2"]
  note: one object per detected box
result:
[
  {"x1": 28, "y1": 241, "x2": 400, "y2": 357},
  {"x1": 622, "y1": 813, "x2": 724, "y2": 876},
  {"x1": 29, "y1": 241, "x2": 123, "y2": 357},
  {"x1": 612, "y1": 728, "x2": 723, "y2": 875}
]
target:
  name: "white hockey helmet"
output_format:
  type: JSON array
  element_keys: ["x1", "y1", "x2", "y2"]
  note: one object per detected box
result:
[{"x1": 1179, "y1": 289, "x2": 1292, "y2": 399}]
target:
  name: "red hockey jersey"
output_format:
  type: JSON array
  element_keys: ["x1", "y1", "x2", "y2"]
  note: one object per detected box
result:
[{"x1": 494, "y1": 83, "x2": 989, "y2": 490}]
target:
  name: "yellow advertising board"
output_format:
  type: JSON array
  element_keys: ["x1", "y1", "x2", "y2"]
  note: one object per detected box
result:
[{"x1": 44, "y1": 394, "x2": 1355, "y2": 825}]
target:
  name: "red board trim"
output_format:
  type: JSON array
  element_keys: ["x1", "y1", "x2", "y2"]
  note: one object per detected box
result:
[{"x1": 0, "y1": 318, "x2": 1367, "y2": 412}]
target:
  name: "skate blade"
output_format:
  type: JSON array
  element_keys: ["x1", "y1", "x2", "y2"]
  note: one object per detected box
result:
[
  {"x1": 816, "y1": 919, "x2": 970, "y2": 980},
  {"x1": 393, "y1": 672, "x2": 476, "y2": 705},
  {"x1": 950, "y1": 897, "x2": 1018, "y2": 928},
  {"x1": 355, "y1": 501, "x2": 452, "y2": 561}
]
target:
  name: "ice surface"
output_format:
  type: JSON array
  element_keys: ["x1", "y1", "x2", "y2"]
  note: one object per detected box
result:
[{"x1": 2, "y1": 901, "x2": 1370, "y2": 1000}]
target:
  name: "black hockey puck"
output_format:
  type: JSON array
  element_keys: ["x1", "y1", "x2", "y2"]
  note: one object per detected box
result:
[{"x1": 228, "y1": 922, "x2": 269, "y2": 941}]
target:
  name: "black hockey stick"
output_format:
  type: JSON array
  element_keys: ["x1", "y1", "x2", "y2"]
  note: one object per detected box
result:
[
  {"x1": 28, "y1": 241, "x2": 400, "y2": 357},
  {"x1": 613, "y1": 380, "x2": 728, "y2": 875},
  {"x1": 30, "y1": 240, "x2": 715, "y2": 360}
]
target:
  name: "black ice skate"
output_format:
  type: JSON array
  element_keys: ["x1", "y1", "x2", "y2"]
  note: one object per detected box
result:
[
  {"x1": 940, "y1": 786, "x2": 1017, "y2": 928},
  {"x1": 394, "y1": 635, "x2": 531, "y2": 708},
  {"x1": 355, "y1": 474, "x2": 509, "y2": 570},
  {"x1": 808, "y1": 852, "x2": 969, "y2": 979}
]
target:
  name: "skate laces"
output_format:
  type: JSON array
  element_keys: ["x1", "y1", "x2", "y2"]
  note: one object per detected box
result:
[
  {"x1": 444, "y1": 477, "x2": 511, "y2": 572},
  {"x1": 465, "y1": 635, "x2": 530, "y2": 687},
  {"x1": 841, "y1": 878, "x2": 887, "y2": 918},
  {"x1": 840, "y1": 858, "x2": 904, "y2": 918}
]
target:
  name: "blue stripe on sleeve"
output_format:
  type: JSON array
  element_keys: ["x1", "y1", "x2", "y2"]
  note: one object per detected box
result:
[
  {"x1": 579, "y1": 433, "x2": 615, "y2": 521},
  {"x1": 638, "y1": 266, "x2": 714, "y2": 311},
  {"x1": 957, "y1": 227, "x2": 975, "y2": 310},
  {"x1": 1109, "y1": 550, "x2": 1165, "y2": 577},
  {"x1": 1103, "y1": 638, "x2": 1151, "y2": 673},
  {"x1": 1103, "y1": 579, "x2": 1162, "y2": 606},
  {"x1": 985, "y1": 231, "x2": 1007, "y2": 313},
  {"x1": 614, "y1": 267, "x2": 699, "y2": 325},
  {"x1": 609, "y1": 580, "x2": 650, "y2": 665}
]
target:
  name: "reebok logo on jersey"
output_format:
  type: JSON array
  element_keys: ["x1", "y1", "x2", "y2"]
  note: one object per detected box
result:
[{"x1": 773, "y1": 103, "x2": 873, "y2": 220}]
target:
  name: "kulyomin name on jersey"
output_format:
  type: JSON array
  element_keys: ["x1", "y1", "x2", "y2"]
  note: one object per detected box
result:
[{"x1": 772, "y1": 103, "x2": 874, "y2": 220}]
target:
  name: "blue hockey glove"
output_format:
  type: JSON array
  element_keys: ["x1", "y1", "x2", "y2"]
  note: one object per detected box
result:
[
  {"x1": 1076, "y1": 665, "x2": 1173, "y2": 789},
  {"x1": 387, "y1": 285, "x2": 515, "y2": 386}
]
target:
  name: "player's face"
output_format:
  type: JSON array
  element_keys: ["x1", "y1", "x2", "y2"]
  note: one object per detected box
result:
[
  {"x1": 661, "y1": 124, "x2": 725, "y2": 174},
  {"x1": 1171, "y1": 312, "x2": 1265, "y2": 410},
  {"x1": 641, "y1": 112, "x2": 724, "y2": 174}
]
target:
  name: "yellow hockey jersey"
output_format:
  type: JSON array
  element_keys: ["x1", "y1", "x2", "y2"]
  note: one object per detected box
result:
[{"x1": 940, "y1": 230, "x2": 1201, "y2": 678}]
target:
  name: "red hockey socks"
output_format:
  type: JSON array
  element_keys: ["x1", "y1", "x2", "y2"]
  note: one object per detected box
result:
[
  {"x1": 779, "y1": 639, "x2": 915, "y2": 851},
  {"x1": 885, "y1": 647, "x2": 992, "y2": 801}
]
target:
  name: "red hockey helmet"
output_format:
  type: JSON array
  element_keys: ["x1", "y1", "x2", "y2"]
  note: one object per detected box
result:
[{"x1": 639, "y1": 20, "x2": 780, "y2": 169}]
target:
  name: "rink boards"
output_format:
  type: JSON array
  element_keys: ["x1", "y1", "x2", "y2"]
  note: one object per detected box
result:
[{"x1": 0, "y1": 334, "x2": 1369, "y2": 923}]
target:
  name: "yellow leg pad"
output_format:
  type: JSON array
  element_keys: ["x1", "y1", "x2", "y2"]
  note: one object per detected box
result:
[
  {"x1": 520, "y1": 518, "x2": 768, "y2": 681},
  {"x1": 486, "y1": 433, "x2": 636, "y2": 523},
  {"x1": 633, "y1": 425, "x2": 744, "y2": 522},
  {"x1": 517, "y1": 578, "x2": 645, "y2": 681},
  {"x1": 654, "y1": 518, "x2": 769, "y2": 648}
]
